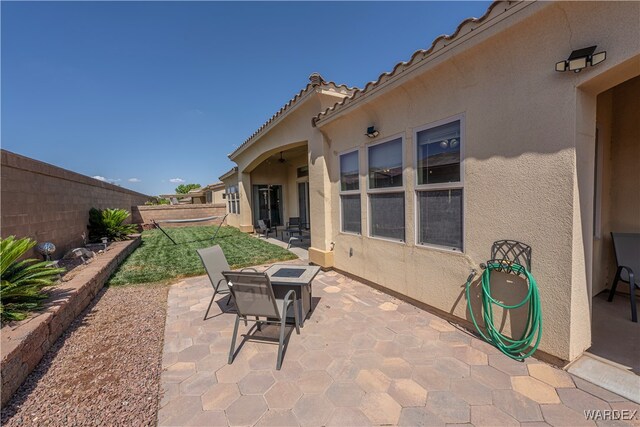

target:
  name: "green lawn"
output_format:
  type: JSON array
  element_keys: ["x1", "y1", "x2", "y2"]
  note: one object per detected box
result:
[{"x1": 108, "y1": 225, "x2": 297, "y2": 285}]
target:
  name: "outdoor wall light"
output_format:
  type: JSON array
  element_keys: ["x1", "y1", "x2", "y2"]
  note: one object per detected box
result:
[
  {"x1": 365, "y1": 126, "x2": 379, "y2": 138},
  {"x1": 555, "y1": 46, "x2": 606, "y2": 73}
]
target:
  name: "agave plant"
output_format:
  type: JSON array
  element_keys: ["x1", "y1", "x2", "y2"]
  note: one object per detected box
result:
[
  {"x1": 88, "y1": 208, "x2": 139, "y2": 242},
  {"x1": 0, "y1": 236, "x2": 65, "y2": 322}
]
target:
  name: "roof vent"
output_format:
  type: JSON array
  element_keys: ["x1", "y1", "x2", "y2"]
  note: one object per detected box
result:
[{"x1": 309, "y1": 72, "x2": 326, "y2": 86}]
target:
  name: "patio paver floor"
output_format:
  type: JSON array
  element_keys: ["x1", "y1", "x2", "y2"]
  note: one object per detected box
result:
[{"x1": 158, "y1": 265, "x2": 640, "y2": 426}]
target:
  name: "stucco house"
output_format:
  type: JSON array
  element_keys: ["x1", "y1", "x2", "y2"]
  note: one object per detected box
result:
[{"x1": 220, "y1": 0, "x2": 639, "y2": 373}]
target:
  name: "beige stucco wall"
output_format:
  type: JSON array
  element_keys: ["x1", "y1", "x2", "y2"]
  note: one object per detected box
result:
[
  {"x1": 220, "y1": 173, "x2": 241, "y2": 228},
  {"x1": 312, "y1": 1, "x2": 639, "y2": 362}
]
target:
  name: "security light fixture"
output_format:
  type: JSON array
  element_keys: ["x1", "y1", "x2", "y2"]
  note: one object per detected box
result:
[
  {"x1": 555, "y1": 46, "x2": 606, "y2": 73},
  {"x1": 366, "y1": 126, "x2": 379, "y2": 138},
  {"x1": 278, "y1": 152, "x2": 286, "y2": 163}
]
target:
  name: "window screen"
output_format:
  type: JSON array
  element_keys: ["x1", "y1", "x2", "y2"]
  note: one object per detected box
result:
[
  {"x1": 370, "y1": 193, "x2": 405, "y2": 241},
  {"x1": 417, "y1": 189, "x2": 463, "y2": 250},
  {"x1": 341, "y1": 194, "x2": 361, "y2": 234}
]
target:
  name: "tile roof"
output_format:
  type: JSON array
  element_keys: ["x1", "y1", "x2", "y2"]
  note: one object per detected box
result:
[
  {"x1": 312, "y1": 1, "x2": 518, "y2": 126},
  {"x1": 218, "y1": 166, "x2": 238, "y2": 181},
  {"x1": 229, "y1": 73, "x2": 356, "y2": 159}
]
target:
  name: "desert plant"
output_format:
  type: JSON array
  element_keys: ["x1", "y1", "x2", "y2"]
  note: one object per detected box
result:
[
  {"x1": 175, "y1": 183, "x2": 201, "y2": 194},
  {"x1": 144, "y1": 197, "x2": 170, "y2": 205},
  {"x1": 0, "y1": 236, "x2": 65, "y2": 322},
  {"x1": 88, "y1": 208, "x2": 139, "y2": 242}
]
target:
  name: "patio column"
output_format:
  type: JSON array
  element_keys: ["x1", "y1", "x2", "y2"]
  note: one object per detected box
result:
[
  {"x1": 308, "y1": 132, "x2": 334, "y2": 268},
  {"x1": 238, "y1": 171, "x2": 254, "y2": 233}
]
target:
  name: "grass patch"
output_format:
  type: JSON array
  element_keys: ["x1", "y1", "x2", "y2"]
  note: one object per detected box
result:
[{"x1": 108, "y1": 226, "x2": 297, "y2": 285}]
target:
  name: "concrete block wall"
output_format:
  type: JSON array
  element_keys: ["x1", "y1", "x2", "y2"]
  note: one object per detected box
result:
[
  {"x1": 0, "y1": 150, "x2": 151, "y2": 259},
  {"x1": 132, "y1": 204, "x2": 226, "y2": 228}
]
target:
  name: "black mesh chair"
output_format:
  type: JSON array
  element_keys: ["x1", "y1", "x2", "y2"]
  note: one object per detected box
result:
[
  {"x1": 222, "y1": 271, "x2": 300, "y2": 370},
  {"x1": 608, "y1": 232, "x2": 640, "y2": 322}
]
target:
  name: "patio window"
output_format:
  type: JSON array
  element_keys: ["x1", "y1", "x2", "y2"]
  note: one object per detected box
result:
[
  {"x1": 368, "y1": 137, "x2": 404, "y2": 241},
  {"x1": 415, "y1": 118, "x2": 463, "y2": 251},
  {"x1": 339, "y1": 150, "x2": 361, "y2": 234},
  {"x1": 226, "y1": 185, "x2": 240, "y2": 214},
  {"x1": 297, "y1": 165, "x2": 309, "y2": 179}
]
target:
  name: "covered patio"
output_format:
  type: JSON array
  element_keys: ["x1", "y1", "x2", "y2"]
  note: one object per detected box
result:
[{"x1": 157, "y1": 265, "x2": 639, "y2": 426}]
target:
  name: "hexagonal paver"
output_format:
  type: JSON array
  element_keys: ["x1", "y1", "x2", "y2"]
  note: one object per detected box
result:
[
  {"x1": 434, "y1": 356, "x2": 470, "y2": 379},
  {"x1": 163, "y1": 362, "x2": 197, "y2": 383},
  {"x1": 196, "y1": 353, "x2": 228, "y2": 372},
  {"x1": 297, "y1": 370, "x2": 333, "y2": 393},
  {"x1": 492, "y1": 389, "x2": 544, "y2": 422},
  {"x1": 181, "y1": 410, "x2": 228, "y2": 426},
  {"x1": 326, "y1": 382, "x2": 365, "y2": 407},
  {"x1": 360, "y1": 392, "x2": 402, "y2": 425},
  {"x1": 412, "y1": 366, "x2": 450, "y2": 391},
  {"x1": 179, "y1": 371, "x2": 217, "y2": 396},
  {"x1": 381, "y1": 357, "x2": 413, "y2": 379},
  {"x1": 388, "y1": 379, "x2": 428, "y2": 407},
  {"x1": 397, "y1": 407, "x2": 445, "y2": 426},
  {"x1": 452, "y1": 346, "x2": 489, "y2": 365},
  {"x1": 527, "y1": 363, "x2": 575, "y2": 388},
  {"x1": 226, "y1": 395, "x2": 268, "y2": 426},
  {"x1": 373, "y1": 340, "x2": 404, "y2": 357},
  {"x1": 327, "y1": 358, "x2": 360, "y2": 382},
  {"x1": 425, "y1": 391, "x2": 470, "y2": 424},
  {"x1": 158, "y1": 395, "x2": 204, "y2": 426},
  {"x1": 216, "y1": 361, "x2": 251, "y2": 383},
  {"x1": 350, "y1": 333, "x2": 376, "y2": 350},
  {"x1": 470, "y1": 365, "x2": 512, "y2": 389},
  {"x1": 299, "y1": 350, "x2": 333, "y2": 370},
  {"x1": 540, "y1": 404, "x2": 595, "y2": 426},
  {"x1": 511, "y1": 376, "x2": 561, "y2": 404},
  {"x1": 557, "y1": 388, "x2": 611, "y2": 413},
  {"x1": 393, "y1": 333, "x2": 422, "y2": 348},
  {"x1": 264, "y1": 381, "x2": 303, "y2": 409},
  {"x1": 471, "y1": 405, "x2": 519, "y2": 426},
  {"x1": 450, "y1": 377, "x2": 493, "y2": 405},
  {"x1": 326, "y1": 407, "x2": 372, "y2": 426},
  {"x1": 489, "y1": 354, "x2": 529, "y2": 376},
  {"x1": 293, "y1": 394, "x2": 335, "y2": 427},
  {"x1": 351, "y1": 351, "x2": 384, "y2": 369},
  {"x1": 201, "y1": 383, "x2": 241, "y2": 410},
  {"x1": 355, "y1": 369, "x2": 391, "y2": 392},
  {"x1": 256, "y1": 409, "x2": 299, "y2": 427},
  {"x1": 238, "y1": 370, "x2": 275, "y2": 395},
  {"x1": 178, "y1": 344, "x2": 211, "y2": 363}
]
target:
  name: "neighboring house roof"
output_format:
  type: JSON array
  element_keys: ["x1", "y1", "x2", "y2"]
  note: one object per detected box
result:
[
  {"x1": 228, "y1": 73, "x2": 356, "y2": 160},
  {"x1": 219, "y1": 166, "x2": 238, "y2": 181},
  {"x1": 313, "y1": 0, "x2": 521, "y2": 126},
  {"x1": 203, "y1": 182, "x2": 225, "y2": 191}
]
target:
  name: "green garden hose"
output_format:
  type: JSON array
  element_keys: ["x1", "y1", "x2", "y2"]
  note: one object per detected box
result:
[{"x1": 465, "y1": 261, "x2": 542, "y2": 361}]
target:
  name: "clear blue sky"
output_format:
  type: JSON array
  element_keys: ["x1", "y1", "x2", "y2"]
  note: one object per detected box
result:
[{"x1": 2, "y1": 1, "x2": 491, "y2": 196}]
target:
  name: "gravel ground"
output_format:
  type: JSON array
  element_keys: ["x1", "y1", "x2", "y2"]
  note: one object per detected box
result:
[{"x1": 1, "y1": 284, "x2": 169, "y2": 426}]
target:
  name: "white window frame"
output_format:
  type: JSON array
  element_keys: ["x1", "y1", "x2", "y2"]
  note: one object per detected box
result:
[
  {"x1": 339, "y1": 148, "x2": 362, "y2": 236},
  {"x1": 413, "y1": 114, "x2": 465, "y2": 252},
  {"x1": 365, "y1": 133, "x2": 406, "y2": 243}
]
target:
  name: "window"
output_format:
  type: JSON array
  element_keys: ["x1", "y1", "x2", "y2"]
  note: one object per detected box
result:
[
  {"x1": 226, "y1": 185, "x2": 240, "y2": 214},
  {"x1": 297, "y1": 165, "x2": 309, "y2": 179},
  {"x1": 416, "y1": 118, "x2": 463, "y2": 251},
  {"x1": 339, "y1": 150, "x2": 361, "y2": 234},
  {"x1": 368, "y1": 137, "x2": 405, "y2": 241}
]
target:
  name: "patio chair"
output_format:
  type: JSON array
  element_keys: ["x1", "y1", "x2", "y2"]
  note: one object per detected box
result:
[
  {"x1": 608, "y1": 233, "x2": 640, "y2": 322},
  {"x1": 222, "y1": 270, "x2": 300, "y2": 370},
  {"x1": 196, "y1": 245, "x2": 233, "y2": 320},
  {"x1": 256, "y1": 219, "x2": 275, "y2": 238},
  {"x1": 283, "y1": 217, "x2": 303, "y2": 239}
]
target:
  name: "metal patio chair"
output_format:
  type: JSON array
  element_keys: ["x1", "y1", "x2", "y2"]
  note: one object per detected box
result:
[
  {"x1": 608, "y1": 232, "x2": 640, "y2": 322},
  {"x1": 222, "y1": 270, "x2": 300, "y2": 370},
  {"x1": 283, "y1": 217, "x2": 303, "y2": 239},
  {"x1": 256, "y1": 219, "x2": 275, "y2": 238},
  {"x1": 196, "y1": 245, "x2": 233, "y2": 320}
]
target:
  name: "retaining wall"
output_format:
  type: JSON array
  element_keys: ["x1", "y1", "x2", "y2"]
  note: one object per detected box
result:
[
  {"x1": 0, "y1": 236, "x2": 141, "y2": 407},
  {"x1": 132, "y1": 204, "x2": 227, "y2": 228},
  {"x1": 1, "y1": 150, "x2": 151, "y2": 258}
]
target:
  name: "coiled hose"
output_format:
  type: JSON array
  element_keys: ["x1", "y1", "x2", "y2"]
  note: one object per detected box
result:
[{"x1": 465, "y1": 261, "x2": 542, "y2": 361}]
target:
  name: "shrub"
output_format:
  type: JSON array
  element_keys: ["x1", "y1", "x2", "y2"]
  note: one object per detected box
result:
[
  {"x1": 88, "y1": 208, "x2": 139, "y2": 242},
  {"x1": 144, "y1": 197, "x2": 170, "y2": 205},
  {"x1": 0, "y1": 236, "x2": 65, "y2": 322}
]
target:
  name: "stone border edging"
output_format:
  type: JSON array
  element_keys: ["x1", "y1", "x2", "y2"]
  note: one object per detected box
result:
[{"x1": 0, "y1": 236, "x2": 142, "y2": 406}]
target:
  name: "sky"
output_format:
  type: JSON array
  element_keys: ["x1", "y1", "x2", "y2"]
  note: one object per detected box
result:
[{"x1": 2, "y1": 1, "x2": 492, "y2": 196}]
